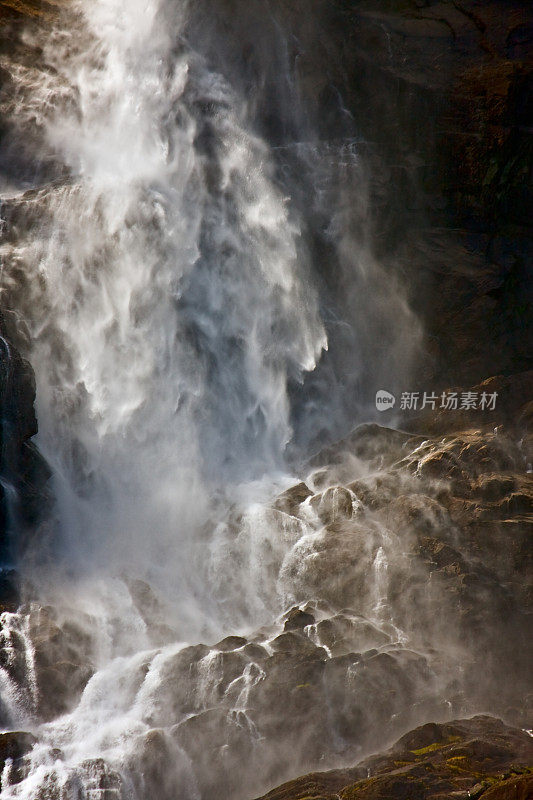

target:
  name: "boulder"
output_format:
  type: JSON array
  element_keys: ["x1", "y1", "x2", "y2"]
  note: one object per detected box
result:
[
  {"x1": 0, "y1": 731, "x2": 36, "y2": 791},
  {"x1": 283, "y1": 608, "x2": 315, "y2": 632}
]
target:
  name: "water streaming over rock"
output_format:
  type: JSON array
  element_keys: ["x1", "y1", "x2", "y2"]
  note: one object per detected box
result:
[{"x1": 2, "y1": 2, "x2": 515, "y2": 799}]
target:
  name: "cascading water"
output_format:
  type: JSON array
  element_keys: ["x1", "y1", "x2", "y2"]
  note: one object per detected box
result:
[
  {"x1": 8, "y1": 0, "x2": 328, "y2": 578},
  {"x1": 0, "y1": 1, "x2": 443, "y2": 799}
]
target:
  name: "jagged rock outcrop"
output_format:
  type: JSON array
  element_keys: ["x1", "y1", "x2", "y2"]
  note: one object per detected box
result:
[
  {"x1": 0, "y1": 603, "x2": 95, "y2": 726},
  {"x1": 0, "y1": 731, "x2": 36, "y2": 788},
  {"x1": 302, "y1": 415, "x2": 531, "y2": 714},
  {"x1": 252, "y1": 716, "x2": 533, "y2": 800},
  {"x1": 0, "y1": 412, "x2": 530, "y2": 797}
]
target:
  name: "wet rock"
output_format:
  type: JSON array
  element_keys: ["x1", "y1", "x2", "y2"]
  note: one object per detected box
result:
[
  {"x1": 0, "y1": 604, "x2": 96, "y2": 722},
  {"x1": 481, "y1": 773, "x2": 533, "y2": 800},
  {"x1": 126, "y1": 728, "x2": 189, "y2": 800},
  {"x1": 309, "y1": 486, "x2": 358, "y2": 525},
  {"x1": 112, "y1": 580, "x2": 175, "y2": 649},
  {"x1": 403, "y1": 375, "x2": 533, "y2": 439},
  {"x1": 281, "y1": 503, "x2": 410, "y2": 613},
  {"x1": 0, "y1": 730, "x2": 35, "y2": 763},
  {"x1": 0, "y1": 1, "x2": 64, "y2": 22},
  {"x1": 309, "y1": 424, "x2": 421, "y2": 472},
  {"x1": 245, "y1": 650, "x2": 329, "y2": 774},
  {"x1": 270, "y1": 631, "x2": 324, "y2": 658},
  {"x1": 347, "y1": 472, "x2": 405, "y2": 511},
  {"x1": 305, "y1": 468, "x2": 333, "y2": 492},
  {"x1": 215, "y1": 635, "x2": 248, "y2": 651},
  {"x1": 0, "y1": 322, "x2": 52, "y2": 587},
  {"x1": 77, "y1": 758, "x2": 124, "y2": 800},
  {"x1": 177, "y1": 706, "x2": 263, "y2": 799},
  {"x1": 415, "y1": 431, "x2": 523, "y2": 478},
  {"x1": 0, "y1": 731, "x2": 36, "y2": 791},
  {"x1": 518, "y1": 400, "x2": 533, "y2": 433},
  {"x1": 0, "y1": 569, "x2": 19, "y2": 612},
  {"x1": 127, "y1": 643, "x2": 212, "y2": 727},
  {"x1": 416, "y1": 450, "x2": 471, "y2": 490},
  {"x1": 242, "y1": 642, "x2": 269, "y2": 661},
  {"x1": 288, "y1": 419, "x2": 532, "y2": 723},
  {"x1": 377, "y1": 494, "x2": 453, "y2": 539},
  {"x1": 125, "y1": 578, "x2": 177, "y2": 646},
  {"x1": 313, "y1": 615, "x2": 390, "y2": 657},
  {"x1": 28, "y1": 606, "x2": 95, "y2": 720},
  {"x1": 474, "y1": 474, "x2": 517, "y2": 502},
  {"x1": 273, "y1": 483, "x2": 312, "y2": 516},
  {"x1": 283, "y1": 607, "x2": 315, "y2": 631},
  {"x1": 327, "y1": 0, "x2": 532, "y2": 388},
  {"x1": 209, "y1": 650, "x2": 250, "y2": 697}
]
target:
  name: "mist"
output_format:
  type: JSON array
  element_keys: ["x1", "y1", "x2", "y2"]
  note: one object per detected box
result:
[{"x1": 0, "y1": 1, "x2": 529, "y2": 799}]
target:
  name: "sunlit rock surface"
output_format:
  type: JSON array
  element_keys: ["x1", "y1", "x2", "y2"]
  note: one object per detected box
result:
[
  {"x1": 0, "y1": 413, "x2": 530, "y2": 798},
  {"x1": 252, "y1": 716, "x2": 533, "y2": 800}
]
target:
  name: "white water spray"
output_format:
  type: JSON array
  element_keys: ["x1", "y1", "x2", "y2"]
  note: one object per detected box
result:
[
  {"x1": 0, "y1": 1, "x2": 431, "y2": 798},
  {"x1": 6, "y1": 0, "x2": 327, "y2": 590}
]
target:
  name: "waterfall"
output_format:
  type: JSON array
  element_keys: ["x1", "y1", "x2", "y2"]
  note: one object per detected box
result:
[
  {"x1": 6, "y1": 0, "x2": 328, "y2": 574},
  {"x1": 0, "y1": 2, "x2": 426, "y2": 798}
]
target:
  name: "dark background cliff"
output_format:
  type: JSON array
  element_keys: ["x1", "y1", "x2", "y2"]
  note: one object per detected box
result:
[
  {"x1": 334, "y1": 0, "x2": 533, "y2": 387},
  {"x1": 176, "y1": 0, "x2": 533, "y2": 388}
]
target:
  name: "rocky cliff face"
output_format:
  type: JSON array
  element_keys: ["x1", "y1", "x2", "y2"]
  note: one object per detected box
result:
[
  {"x1": 0, "y1": 320, "x2": 51, "y2": 608},
  {"x1": 185, "y1": 0, "x2": 532, "y2": 387},
  {"x1": 0, "y1": 1, "x2": 530, "y2": 799},
  {"x1": 0, "y1": 0, "x2": 58, "y2": 608},
  {"x1": 331, "y1": 0, "x2": 532, "y2": 386},
  {"x1": 0, "y1": 411, "x2": 531, "y2": 798},
  {"x1": 253, "y1": 716, "x2": 533, "y2": 800}
]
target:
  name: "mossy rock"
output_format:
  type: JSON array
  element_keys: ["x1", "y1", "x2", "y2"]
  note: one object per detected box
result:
[{"x1": 253, "y1": 716, "x2": 533, "y2": 800}]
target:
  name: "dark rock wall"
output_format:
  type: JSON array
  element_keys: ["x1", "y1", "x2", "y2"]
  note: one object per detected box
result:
[
  {"x1": 0, "y1": 318, "x2": 51, "y2": 607},
  {"x1": 186, "y1": 0, "x2": 532, "y2": 387},
  {"x1": 319, "y1": 1, "x2": 533, "y2": 386},
  {"x1": 0, "y1": 2, "x2": 56, "y2": 608}
]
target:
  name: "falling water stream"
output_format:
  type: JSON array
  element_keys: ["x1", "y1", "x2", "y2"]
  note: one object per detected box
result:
[{"x1": 0, "y1": 2, "x2": 442, "y2": 798}]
